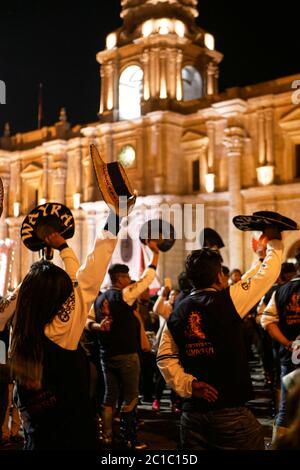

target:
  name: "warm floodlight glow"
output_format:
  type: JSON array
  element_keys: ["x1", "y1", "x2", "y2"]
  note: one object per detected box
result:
[
  {"x1": 106, "y1": 33, "x2": 117, "y2": 50},
  {"x1": 205, "y1": 173, "x2": 215, "y2": 193},
  {"x1": 73, "y1": 193, "x2": 81, "y2": 209},
  {"x1": 158, "y1": 18, "x2": 171, "y2": 35},
  {"x1": 176, "y1": 81, "x2": 182, "y2": 100},
  {"x1": 39, "y1": 198, "x2": 46, "y2": 205},
  {"x1": 205, "y1": 33, "x2": 215, "y2": 50},
  {"x1": 256, "y1": 165, "x2": 274, "y2": 186},
  {"x1": 13, "y1": 202, "x2": 20, "y2": 217},
  {"x1": 174, "y1": 20, "x2": 185, "y2": 38},
  {"x1": 107, "y1": 90, "x2": 113, "y2": 110},
  {"x1": 142, "y1": 20, "x2": 153, "y2": 37}
]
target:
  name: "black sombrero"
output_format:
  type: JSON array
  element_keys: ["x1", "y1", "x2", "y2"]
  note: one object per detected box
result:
[
  {"x1": 21, "y1": 202, "x2": 75, "y2": 252},
  {"x1": 139, "y1": 219, "x2": 176, "y2": 252},
  {"x1": 90, "y1": 144, "x2": 136, "y2": 216},
  {"x1": 199, "y1": 227, "x2": 225, "y2": 249},
  {"x1": 233, "y1": 211, "x2": 299, "y2": 232}
]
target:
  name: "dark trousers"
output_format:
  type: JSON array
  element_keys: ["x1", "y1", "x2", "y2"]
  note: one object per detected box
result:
[{"x1": 180, "y1": 406, "x2": 264, "y2": 450}]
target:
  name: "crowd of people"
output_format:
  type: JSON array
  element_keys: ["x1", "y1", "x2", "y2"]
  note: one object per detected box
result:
[{"x1": 1, "y1": 205, "x2": 300, "y2": 451}]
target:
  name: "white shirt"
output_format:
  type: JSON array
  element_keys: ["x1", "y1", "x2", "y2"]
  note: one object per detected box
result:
[
  {"x1": 45, "y1": 230, "x2": 117, "y2": 350},
  {"x1": 86, "y1": 266, "x2": 156, "y2": 326}
]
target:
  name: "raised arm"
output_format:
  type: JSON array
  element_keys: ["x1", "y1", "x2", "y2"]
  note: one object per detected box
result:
[
  {"x1": 230, "y1": 238, "x2": 283, "y2": 318},
  {"x1": 122, "y1": 241, "x2": 159, "y2": 306},
  {"x1": 0, "y1": 288, "x2": 19, "y2": 331}
]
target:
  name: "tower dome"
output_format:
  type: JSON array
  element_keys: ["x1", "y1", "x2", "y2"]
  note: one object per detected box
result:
[{"x1": 120, "y1": 0, "x2": 198, "y2": 32}]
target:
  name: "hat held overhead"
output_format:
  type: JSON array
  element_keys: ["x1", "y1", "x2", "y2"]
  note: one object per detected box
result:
[
  {"x1": 139, "y1": 219, "x2": 176, "y2": 252},
  {"x1": 20, "y1": 202, "x2": 75, "y2": 252},
  {"x1": 90, "y1": 144, "x2": 136, "y2": 216},
  {"x1": 232, "y1": 211, "x2": 299, "y2": 232}
]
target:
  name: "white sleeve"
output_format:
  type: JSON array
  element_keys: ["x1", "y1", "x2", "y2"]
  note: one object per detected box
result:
[
  {"x1": 241, "y1": 259, "x2": 262, "y2": 281},
  {"x1": 260, "y1": 291, "x2": 279, "y2": 329},
  {"x1": 256, "y1": 297, "x2": 266, "y2": 325},
  {"x1": 157, "y1": 325, "x2": 196, "y2": 398},
  {"x1": 230, "y1": 239, "x2": 283, "y2": 318},
  {"x1": 45, "y1": 230, "x2": 117, "y2": 349},
  {"x1": 60, "y1": 246, "x2": 80, "y2": 282},
  {"x1": 122, "y1": 267, "x2": 156, "y2": 306},
  {"x1": 0, "y1": 289, "x2": 19, "y2": 331},
  {"x1": 153, "y1": 296, "x2": 173, "y2": 320}
]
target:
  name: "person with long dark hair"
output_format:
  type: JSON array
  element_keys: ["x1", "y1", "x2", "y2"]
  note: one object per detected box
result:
[{"x1": 9, "y1": 229, "x2": 117, "y2": 450}]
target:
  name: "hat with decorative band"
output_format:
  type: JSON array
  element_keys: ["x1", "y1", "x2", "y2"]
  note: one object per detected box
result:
[
  {"x1": 21, "y1": 202, "x2": 75, "y2": 251},
  {"x1": 90, "y1": 144, "x2": 136, "y2": 216},
  {"x1": 232, "y1": 211, "x2": 299, "y2": 232}
]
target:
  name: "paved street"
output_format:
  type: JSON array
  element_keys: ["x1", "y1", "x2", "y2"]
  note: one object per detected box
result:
[
  {"x1": 137, "y1": 353, "x2": 274, "y2": 450},
  {"x1": 0, "y1": 353, "x2": 274, "y2": 452}
]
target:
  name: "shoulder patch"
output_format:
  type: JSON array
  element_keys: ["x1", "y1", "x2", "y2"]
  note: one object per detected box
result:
[
  {"x1": 58, "y1": 292, "x2": 75, "y2": 323},
  {"x1": 241, "y1": 279, "x2": 251, "y2": 290}
]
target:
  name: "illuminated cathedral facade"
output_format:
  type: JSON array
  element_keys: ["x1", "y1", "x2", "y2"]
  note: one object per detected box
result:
[{"x1": 0, "y1": 0, "x2": 300, "y2": 294}]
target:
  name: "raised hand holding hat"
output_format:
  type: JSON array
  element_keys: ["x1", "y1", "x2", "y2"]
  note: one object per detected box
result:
[
  {"x1": 20, "y1": 202, "x2": 75, "y2": 259},
  {"x1": 90, "y1": 144, "x2": 136, "y2": 216}
]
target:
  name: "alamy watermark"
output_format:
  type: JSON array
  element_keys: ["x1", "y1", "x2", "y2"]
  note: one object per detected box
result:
[
  {"x1": 108, "y1": 197, "x2": 205, "y2": 251},
  {"x1": 0, "y1": 80, "x2": 6, "y2": 104},
  {"x1": 291, "y1": 80, "x2": 300, "y2": 105}
]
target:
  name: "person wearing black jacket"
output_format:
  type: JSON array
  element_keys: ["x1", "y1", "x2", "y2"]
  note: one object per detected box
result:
[{"x1": 157, "y1": 227, "x2": 283, "y2": 450}]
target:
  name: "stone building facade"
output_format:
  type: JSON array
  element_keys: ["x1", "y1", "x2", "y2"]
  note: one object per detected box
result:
[{"x1": 0, "y1": 0, "x2": 300, "y2": 293}]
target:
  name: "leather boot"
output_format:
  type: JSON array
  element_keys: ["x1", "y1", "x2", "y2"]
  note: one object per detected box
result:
[
  {"x1": 100, "y1": 406, "x2": 113, "y2": 446},
  {"x1": 119, "y1": 408, "x2": 147, "y2": 450}
]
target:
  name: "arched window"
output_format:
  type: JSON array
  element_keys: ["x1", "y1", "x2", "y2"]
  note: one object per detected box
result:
[
  {"x1": 119, "y1": 65, "x2": 143, "y2": 120},
  {"x1": 182, "y1": 66, "x2": 202, "y2": 101}
]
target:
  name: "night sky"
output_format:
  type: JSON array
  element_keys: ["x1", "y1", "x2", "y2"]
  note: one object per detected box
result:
[{"x1": 0, "y1": 0, "x2": 299, "y2": 135}]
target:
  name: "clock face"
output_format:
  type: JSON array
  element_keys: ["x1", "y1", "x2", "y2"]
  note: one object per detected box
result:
[{"x1": 118, "y1": 145, "x2": 136, "y2": 168}]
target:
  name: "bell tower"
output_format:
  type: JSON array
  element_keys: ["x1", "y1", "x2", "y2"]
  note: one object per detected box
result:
[{"x1": 97, "y1": 0, "x2": 223, "y2": 122}]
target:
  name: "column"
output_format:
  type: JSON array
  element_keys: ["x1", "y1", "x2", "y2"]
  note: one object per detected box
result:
[
  {"x1": 265, "y1": 108, "x2": 274, "y2": 164},
  {"x1": 207, "y1": 62, "x2": 215, "y2": 96},
  {"x1": 206, "y1": 121, "x2": 215, "y2": 171},
  {"x1": 258, "y1": 110, "x2": 266, "y2": 165},
  {"x1": 141, "y1": 49, "x2": 150, "y2": 101},
  {"x1": 167, "y1": 48, "x2": 177, "y2": 99},
  {"x1": 10, "y1": 160, "x2": 21, "y2": 214},
  {"x1": 159, "y1": 49, "x2": 167, "y2": 99},
  {"x1": 41, "y1": 154, "x2": 49, "y2": 201},
  {"x1": 223, "y1": 126, "x2": 244, "y2": 270},
  {"x1": 106, "y1": 62, "x2": 114, "y2": 111},
  {"x1": 0, "y1": 174, "x2": 9, "y2": 239},
  {"x1": 99, "y1": 67, "x2": 106, "y2": 114},
  {"x1": 52, "y1": 168, "x2": 66, "y2": 204},
  {"x1": 176, "y1": 49, "x2": 183, "y2": 101},
  {"x1": 6, "y1": 217, "x2": 23, "y2": 288}
]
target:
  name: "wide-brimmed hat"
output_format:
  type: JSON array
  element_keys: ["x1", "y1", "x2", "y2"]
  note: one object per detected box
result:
[
  {"x1": 90, "y1": 144, "x2": 136, "y2": 216},
  {"x1": 139, "y1": 219, "x2": 176, "y2": 252},
  {"x1": 233, "y1": 211, "x2": 299, "y2": 232},
  {"x1": 0, "y1": 177, "x2": 3, "y2": 218},
  {"x1": 21, "y1": 202, "x2": 75, "y2": 251},
  {"x1": 199, "y1": 227, "x2": 225, "y2": 249}
]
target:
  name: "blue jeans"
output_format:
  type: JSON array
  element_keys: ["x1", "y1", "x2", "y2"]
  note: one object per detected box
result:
[
  {"x1": 180, "y1": 406, "x2": 264, "y2": 450},
  {"x1": 101, "y1": 353, "x2": 140, "y2": 412},
  {"x1": 275, "y1": 362, "x2": 296, "y2": 427}
]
